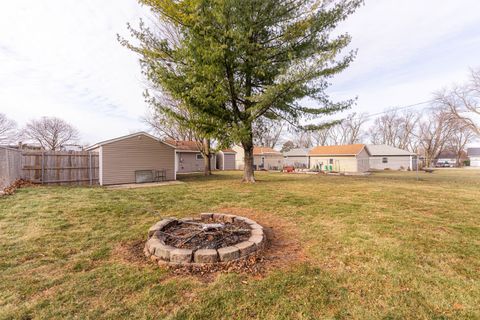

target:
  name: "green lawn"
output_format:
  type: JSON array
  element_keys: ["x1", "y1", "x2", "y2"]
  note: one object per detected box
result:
[{"x1": 1, "y1": 170, "x2": 479, "y2": 319}]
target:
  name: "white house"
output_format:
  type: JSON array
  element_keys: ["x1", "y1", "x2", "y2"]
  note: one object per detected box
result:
[{"x1": 467, "y1": 148, "x2": 480, "y2": 167}]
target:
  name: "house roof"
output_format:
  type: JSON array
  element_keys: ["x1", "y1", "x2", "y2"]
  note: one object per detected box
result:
[
  {"x1": 467, "y1": 148, "x2": 480, "y2": 157},
  {"x1": 437, "y1": 150, "x2": 467, "y2": 159},
  {"x1": 165, "y1": 140, "x2": 236, "y2": 153},
  {"x1": 164, "y1": 140, "x2": 202, "y2": 152},
  {"x1": 253, "y1": 146, "x2": 282, "y2": 156},
  {"x1": 366, "y1": 144, "x2": 415, "y2": 156},
  {"x1": 86, "y1": 132, "x2": 175, "y2": 151},
  {"x1": 308, "y1": 144, "x2": 367, "y2": 156},
  {"x1": 283, "y1": 148, "x2": 310, "y2": 157}
]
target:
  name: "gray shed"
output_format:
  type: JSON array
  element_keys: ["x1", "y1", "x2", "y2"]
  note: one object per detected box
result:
[
  {"x1": 283, "y1": 148, "x2": 310, "y2": 168},
  {"x1": 216, "y1": 149, "x2": 236, "y2": 170},
  {"x1": 366, "y1": 144, "x2": 416, "y2": 170},
  {"x1": 86, "y1": 132, "x2": 176, "y2": 185}
]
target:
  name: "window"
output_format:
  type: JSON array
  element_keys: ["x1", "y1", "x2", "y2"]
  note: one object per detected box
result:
[
  {"x1": 329, "y1": 158, "x2": 334, "y2": 164},
  {"x1": 196, "y1": 154, "x2": 203, "y2": 160},
  {"x1": 382, "y1": 157, "x2": 388, "y2": 163}
]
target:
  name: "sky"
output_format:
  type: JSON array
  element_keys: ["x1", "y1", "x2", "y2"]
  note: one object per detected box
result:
[{"x1": 1, "y1": 0, "x2": 480, "y2": 145}]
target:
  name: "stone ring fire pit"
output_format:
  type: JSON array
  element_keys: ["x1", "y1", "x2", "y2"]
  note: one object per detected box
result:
[{"x1": 144, "y1": 213, "x2": 265, "y2": 265}]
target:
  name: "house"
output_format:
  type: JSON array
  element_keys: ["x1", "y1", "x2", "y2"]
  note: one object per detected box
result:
[
  {"x1": 467, "y1": 148, "x2": 480, "y2": 167},
  {"x1": 308, "y1": 144, "x2": 370, "y2": 173},
  {"x1": 283, "y1": 148, "x2": 310, "y2": 168},
  {"x1": 366, "y1": 144, "x2": 416, "y2": 170},
  {"x1": 216, "y1": 149, "x2": 236, "y2": 170},
  {"x1": 165, "y1": 140, "x2": 217, "y2": 174},
  {"x1": 86, "y1": 132, "x2": 176, "y2": 185},
  {"x1": 232, "y1": 145, "x2": 284, "y2": 170},
  {"x1": 435, "y1": 150, "x2": 467, "y2": 167}
]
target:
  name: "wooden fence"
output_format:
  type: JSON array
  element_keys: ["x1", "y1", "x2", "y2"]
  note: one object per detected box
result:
[{"x1": 21, "y1": 151, "x2": 99, "y2": 185}]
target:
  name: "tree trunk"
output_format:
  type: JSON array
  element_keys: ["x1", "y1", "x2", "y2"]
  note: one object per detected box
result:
[
  {"x1": 242, "y1": 140, "x2": 255, "y2": 183},
  {"x1": 203, "y1": 138, "x2": 212, "y2": 176}
]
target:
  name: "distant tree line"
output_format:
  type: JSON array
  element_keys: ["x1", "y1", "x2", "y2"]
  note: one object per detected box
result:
[
  {"x1": 278, "y1": 69, "x2": 480, "y2": 166},
  {"x1": 0, "y1": 114, "x2": 80, "y2": 151}
]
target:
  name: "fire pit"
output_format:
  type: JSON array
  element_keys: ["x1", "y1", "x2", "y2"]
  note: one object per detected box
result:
[{"x1": 144, "y1": 213, "x2": 265, "y2": 264}]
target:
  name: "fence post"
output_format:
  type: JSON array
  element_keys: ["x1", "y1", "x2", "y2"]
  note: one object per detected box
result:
[
  {"x1": 89, "y1": 152, "x2": 92, "y2": 186},
  {"x1": 41, "y1": 151, "x2": 45, "y2": 184}
]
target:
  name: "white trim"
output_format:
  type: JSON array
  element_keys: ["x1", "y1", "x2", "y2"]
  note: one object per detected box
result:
[
  {"x1": 174, "y1": 151, "x2": 177, "y2": 180},
  {"x1": 86, "y1": 132, "x2": 176, "y2": 151},
  {"x1": 98, "y1": 146, "x2": 103, "y2": 185}
]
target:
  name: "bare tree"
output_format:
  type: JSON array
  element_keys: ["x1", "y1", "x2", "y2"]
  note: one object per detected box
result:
[
  {"x1": 436, "y1": 69, "x2": 480, "y2": 136},
  {"x1": 21, "y1": 117, "x2": 79, "y2": 151},
  {"x1": 447, "y1": 120, "x2": 475, "y2": 167},
  {"x1": 253, "y1": 118, "x2": 284, "y2": 149},
  {"x1": 144, "y1": 103, "x2": 196, "y2": 141},
  {"x1": 417, "y1": 108, "x2": 455, "y2": 167},
  {"x1": 0, "y1": 113, "x2": 18, "y2": 144},
  {"x1": 292, "y1": 130, "x2": 314, "y2": 148},
  {"x1": 144, "y1": 94, "x2": 219, "y2": 176},
  {"x1": 311, "y1": 126, "x2": 334, "y2": 146},
  {"x1": 368, "y1": 110, "x2": 419, "y2": 151}
]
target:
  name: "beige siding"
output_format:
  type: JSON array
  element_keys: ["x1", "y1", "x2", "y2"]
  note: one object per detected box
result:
[
  {"x1": 177, "y1": 152, "x2": 216, "y2": 173},
  {"x1": 369, "y1": 155, "x2": 412, "y2": 170},
  {"x1": 356, "y1": 148, "x2": 370, "y2": 172},
  {"x1": 310, "y1": 155, "x2": 359, "y2": 172},
  {"x1": 232, "y1": 145, "x2": 245, "y2": 170},
  {"x1": 100, "y1": 135, "x2": 175, "y2": 185}
]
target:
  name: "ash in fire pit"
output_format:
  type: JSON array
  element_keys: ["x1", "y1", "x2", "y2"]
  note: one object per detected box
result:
[{"x1": 144, "y1": 213, "x2": 265, "y2": 265}]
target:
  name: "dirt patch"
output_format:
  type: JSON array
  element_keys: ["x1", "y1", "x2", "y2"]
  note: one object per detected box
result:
[
  {"x1": 113, "y1": 239, "x2": 150, "y2": 267},
  {"x1": 164, "y1": 207, "x2": 308, "y2": 281},
  {"x1": 114, "y1": 208, "x2": 307, "y2": 282}
]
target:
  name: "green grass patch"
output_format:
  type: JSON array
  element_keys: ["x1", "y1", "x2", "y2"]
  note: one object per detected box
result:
[{"x1": 0, "y1": 169, "x2": 479, "y2": 319}]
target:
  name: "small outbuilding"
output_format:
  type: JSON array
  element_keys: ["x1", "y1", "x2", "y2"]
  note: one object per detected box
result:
[
  {"x1": 283, "y1": 148, "x2": 310, "y2": 168},
  {"x1": 366, "y1": 144, "x2": 416, "y2": 170},
  {"x1": 216, "y1": 149, "x2": 236, "y2": 170},
  {"x1": 232, "y1": 145, "x2": 284, "y2": 170},
  {"x1": 165, "y1": 140, "x2": 217, "y2": 173},
  {"x1": 308, "y1": 144, "x2": 370, "y2": 173},
  {"x1": 87, "y1": 132, "x2": 176, "y2": 185}
]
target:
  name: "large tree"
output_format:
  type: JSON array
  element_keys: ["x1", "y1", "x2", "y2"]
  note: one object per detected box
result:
[
  {"x1": 143, "y1": 96, "x2": 215, "y2": 175},
  {"x1": 21, "y1": 117, "x2": 79, "y2": 151},
  {"x1": 122, "y1": 0, "x2": 361, "y2": 182},
  {"x1": 417, "y1": 108, "x2": 455, "y2": 167},
  {"x1": 0, "y1": 113, "x2": 17, "y2": 144}
]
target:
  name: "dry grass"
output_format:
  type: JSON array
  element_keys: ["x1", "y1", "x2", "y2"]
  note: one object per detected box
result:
[{"x1": 0, "y1": 169, "x2": 479, "y2": 319}]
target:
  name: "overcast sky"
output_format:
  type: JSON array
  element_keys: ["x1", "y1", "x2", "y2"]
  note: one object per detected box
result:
[{"x1": 1, "y1": 0, "x2": 479, "y2": 144}]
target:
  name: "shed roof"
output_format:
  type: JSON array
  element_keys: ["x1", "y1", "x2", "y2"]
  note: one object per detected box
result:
[
  {"x1": 86, "y1": 132, "x2": 175, "y2": 151},
  {"x1": 366, "y1": 144, "x2": 415, "y2": 156},
  {"x1": 308, "y1": 144, "x2": 367, "y2": 156},
  {"x1": 467, "y1": 148, "x2": 480, "y2": 156},
  {"x1": 283, "y1": 148, "x2": 310, "y2": 157},
  {"x1": 253, "y1": 146, "x2": 282, "y2": 156}
]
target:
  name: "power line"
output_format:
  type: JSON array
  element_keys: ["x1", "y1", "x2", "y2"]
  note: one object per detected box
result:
[{"x1": 361, "y1": 100, "x2": 433, "y2": 120}]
